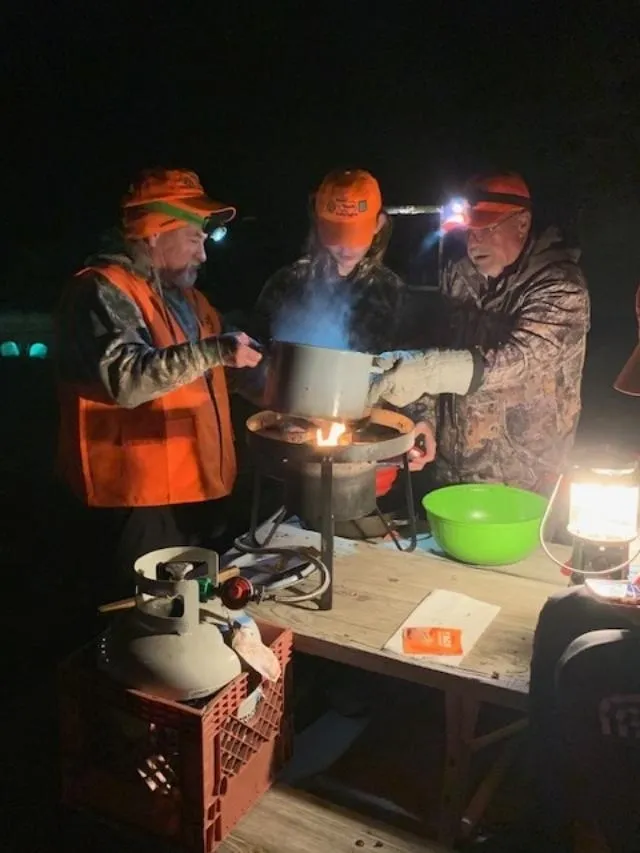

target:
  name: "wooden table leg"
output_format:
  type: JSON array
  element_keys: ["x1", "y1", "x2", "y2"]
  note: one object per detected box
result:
[
  {"x1": 438, "y1": 690, "x2": 480, "y2": 847},
  {"x1": 460, "y1": 733, "x2": 522, "y2": 839}
]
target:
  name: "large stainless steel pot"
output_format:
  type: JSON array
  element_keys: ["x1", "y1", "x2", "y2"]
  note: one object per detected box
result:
[{"x1": 264, "y1": 341, "x2": 374, "y2": 421}]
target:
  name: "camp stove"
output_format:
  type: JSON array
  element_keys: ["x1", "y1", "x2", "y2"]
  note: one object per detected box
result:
[{"x1": 240, "y1": 408, "x2": 418, "y2": 611}]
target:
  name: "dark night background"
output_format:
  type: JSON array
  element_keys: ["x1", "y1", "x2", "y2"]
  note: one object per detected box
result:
[
  {"x1": 2, "y1": 1, "x2": 640, "y2": 849},
  {"x1": 3, "y1": 0, "x2": 640, "y2": 454},
  {"x1": 3, "y1": 2, "x2": 640, "y2": 313}
]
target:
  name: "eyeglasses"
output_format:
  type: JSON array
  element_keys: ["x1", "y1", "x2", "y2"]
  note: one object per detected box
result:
[{"x1": 469, "y1": 210, "x2": 523, "y2": 238}]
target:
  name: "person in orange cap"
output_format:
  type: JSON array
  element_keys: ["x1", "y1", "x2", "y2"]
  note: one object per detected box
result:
[
  {"x1": 254, "y1": 169, "x2": 406, "y2": 353},
  {"x1": 371, "y1": 172, "x2": 590, "y2": 498},
  {"x1": 253, "y1": 168, "x2": 434, "y2": 482},
  {"x1": 55, "y1": 167, "x2": 263, "y2": 607}
]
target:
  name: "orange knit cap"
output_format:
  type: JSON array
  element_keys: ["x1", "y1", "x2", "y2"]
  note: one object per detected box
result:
[{"x1": 122, "y1": 168, "x2": 236, "y2": 240}]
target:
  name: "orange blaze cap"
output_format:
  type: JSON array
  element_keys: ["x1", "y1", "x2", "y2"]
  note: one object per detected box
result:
[
  {"x1": 465, "y1": 173, "x2": 532, "y2": 230},
  {"x1": 315, "y1": 169, "x2": 382, "y2": 249},
  {"x1": 122, "y1": 168, "x2": 236, "y2": 240}
]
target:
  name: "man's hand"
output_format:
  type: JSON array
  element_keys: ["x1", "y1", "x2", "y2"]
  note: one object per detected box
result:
[
  {"x1": 408, "y1": 421, "x2": 436, "y2": 471},
  {"x1": 218, "y1": 331, "x2": 263, "y2": 369}
]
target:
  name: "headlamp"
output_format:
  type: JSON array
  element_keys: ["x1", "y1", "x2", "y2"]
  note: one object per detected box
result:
[
  {"x1": 439, "y1": 190, "x2": 532, "y2": 233},
  {"x1": 440, "y1": 197, "x2": 470, "y2": 231},
  {"x1": 208, "y1": 225, "x2": 228, "y2": 243},
  {"x1": 138, "y1": 200, "x2": 231, "y2": 241}
]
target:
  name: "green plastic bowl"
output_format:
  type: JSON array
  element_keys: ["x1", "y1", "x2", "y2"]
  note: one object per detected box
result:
[{"x1": 422, "y1": 484, "x2": 548, "y2": 566}]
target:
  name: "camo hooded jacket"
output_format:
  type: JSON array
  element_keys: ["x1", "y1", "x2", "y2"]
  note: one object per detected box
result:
[
  {"x1": 406, "y1": 227, "x2": 590, "y2": 494},
  {"x1": 252, "y1": 219, "x2": 407, "y2": 354},
  {"x1": 56, "y1": 233, "x2": 265, "y2": 410}
]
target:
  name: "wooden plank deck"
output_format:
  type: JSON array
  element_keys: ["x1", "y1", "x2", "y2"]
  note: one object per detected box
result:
[
  {"x1": 221, "y1": 786, "x2": 448, "y2": 853},
  {"x1": 249, "y1": 541, "x2": 570, "y2": 710}
]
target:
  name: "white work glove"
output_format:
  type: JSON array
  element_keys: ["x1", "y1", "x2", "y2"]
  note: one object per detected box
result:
[{"x1": 368, "y1": 349, "x2": 476, "y2": 409}]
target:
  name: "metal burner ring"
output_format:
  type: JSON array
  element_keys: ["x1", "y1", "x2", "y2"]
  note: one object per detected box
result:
[{"x1": 246, "y1": 407, "x2": 416, "y2": 467}]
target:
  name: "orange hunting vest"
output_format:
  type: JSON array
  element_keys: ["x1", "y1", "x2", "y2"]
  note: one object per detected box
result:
[{"x1": 57, "y1": 264, "x2": 237, "y2": 508}]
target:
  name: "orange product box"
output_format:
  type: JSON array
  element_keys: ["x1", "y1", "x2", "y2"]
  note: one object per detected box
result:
[{"x1": 402, "y1": 626, "x2": 463, "y2": 656}]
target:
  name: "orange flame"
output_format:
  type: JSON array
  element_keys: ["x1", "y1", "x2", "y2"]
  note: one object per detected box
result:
[{"x1": 316, "y1": 422, "x2": 346, "y2": 446}]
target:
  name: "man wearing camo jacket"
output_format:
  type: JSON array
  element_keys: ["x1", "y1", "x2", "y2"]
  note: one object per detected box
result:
[{"x1": 369, "y1": 173, "x2": 590, "y2": 497}]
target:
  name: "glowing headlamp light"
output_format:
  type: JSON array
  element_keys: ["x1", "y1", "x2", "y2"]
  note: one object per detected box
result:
[
  {"x1": 208, "y1": 224, "x2": 228, "y2": 243},
  {"x1": 440, "y1": 197, "x2": 470, "y2": 231},
  {"x1": 139, "y1": 201, "x2": 231, "y2": 242}
]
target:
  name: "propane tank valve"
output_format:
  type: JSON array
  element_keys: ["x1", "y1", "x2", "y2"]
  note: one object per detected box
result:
[{"x1": 219, "y1": 576, "x2": 262, "y2": 610}]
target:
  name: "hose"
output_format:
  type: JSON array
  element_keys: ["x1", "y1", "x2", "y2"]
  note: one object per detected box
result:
[{"x1": 232, "y1": 532, "x2": 331, "y2": 604}]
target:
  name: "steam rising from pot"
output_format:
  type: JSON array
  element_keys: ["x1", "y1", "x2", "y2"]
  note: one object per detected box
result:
[{"x1": 271, "y1": 279, "x2": 353, "y2": 351}]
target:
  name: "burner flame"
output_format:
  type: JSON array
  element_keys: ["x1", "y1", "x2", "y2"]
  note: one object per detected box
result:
[{"x1": 316, "y1": 422, "x2": 347, "y2": 447}]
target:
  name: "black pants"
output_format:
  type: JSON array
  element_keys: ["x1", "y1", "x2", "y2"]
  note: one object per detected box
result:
[
  {"x1": 60, "y1": 489, "x2": 229, "y2": 607},
  {"x1": 529, "y1": 586, "x2": 636, "y2": 841}
]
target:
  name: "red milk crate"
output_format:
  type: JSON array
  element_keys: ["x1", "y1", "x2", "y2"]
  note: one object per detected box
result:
[{"x1": 59, "y1": 619, "x2": 293, "y2": 853}]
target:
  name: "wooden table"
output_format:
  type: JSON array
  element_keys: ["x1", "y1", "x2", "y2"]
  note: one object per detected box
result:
[{"x1": 248, "y1": 541, "x2": 571, "y2": 847}]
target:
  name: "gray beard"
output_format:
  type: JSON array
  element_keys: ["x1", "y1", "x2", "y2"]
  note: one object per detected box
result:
[{"x1": 159, "y1": 266, "x2": 199, "y2": 290}]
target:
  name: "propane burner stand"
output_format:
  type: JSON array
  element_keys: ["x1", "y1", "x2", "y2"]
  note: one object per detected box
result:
[{"x1": 244, "y1": 408, "x2": 418, "y2": 611}]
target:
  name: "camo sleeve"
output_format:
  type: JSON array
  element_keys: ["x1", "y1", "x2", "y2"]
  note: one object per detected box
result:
[
  {"x1": 479, "y1": 273, "x2": 590, "y2": 391},
  {"x1": 402, "y1": 394, "x2": 437, "y2": 427},
  {"x1": 57, "y1": 272, "x2": 234, "y2": 409}
]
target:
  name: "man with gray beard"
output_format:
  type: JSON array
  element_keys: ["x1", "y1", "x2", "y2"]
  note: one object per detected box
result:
[
  {"x1": 56, "y1": 168, "x2": 262, "y2": 606},
  {"x1": 370, "y1": 173, "x2": 590, "y2": 498}
]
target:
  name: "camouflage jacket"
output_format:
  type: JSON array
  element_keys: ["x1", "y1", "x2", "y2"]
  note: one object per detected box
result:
[
  {"x1": 253, "y1": 255, "x2": 407, "y2": 354},
  {"x1": 407, "y1": 227, "x2": 590, "y2": 494},
  {"x1": 56, "y1": 238, "x2": 265, "y2": 410}
]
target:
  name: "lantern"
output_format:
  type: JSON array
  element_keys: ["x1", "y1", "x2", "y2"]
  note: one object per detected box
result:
[
  {"x1": 541, "y1": 452, "x2": 640, "y2": 583},
  {"x1": 567, "y1": 462, "x2": 639, "y2": 544}
]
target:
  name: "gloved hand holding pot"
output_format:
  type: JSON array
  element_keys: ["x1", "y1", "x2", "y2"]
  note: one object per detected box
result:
[{"x1": 367, "y1": 347, "x2": 484, "y2": 409}]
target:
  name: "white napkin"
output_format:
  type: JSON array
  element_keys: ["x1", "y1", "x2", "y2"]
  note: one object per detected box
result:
[{"x1": 384, "y1": 589, "x2": 500, "y2": 667}]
